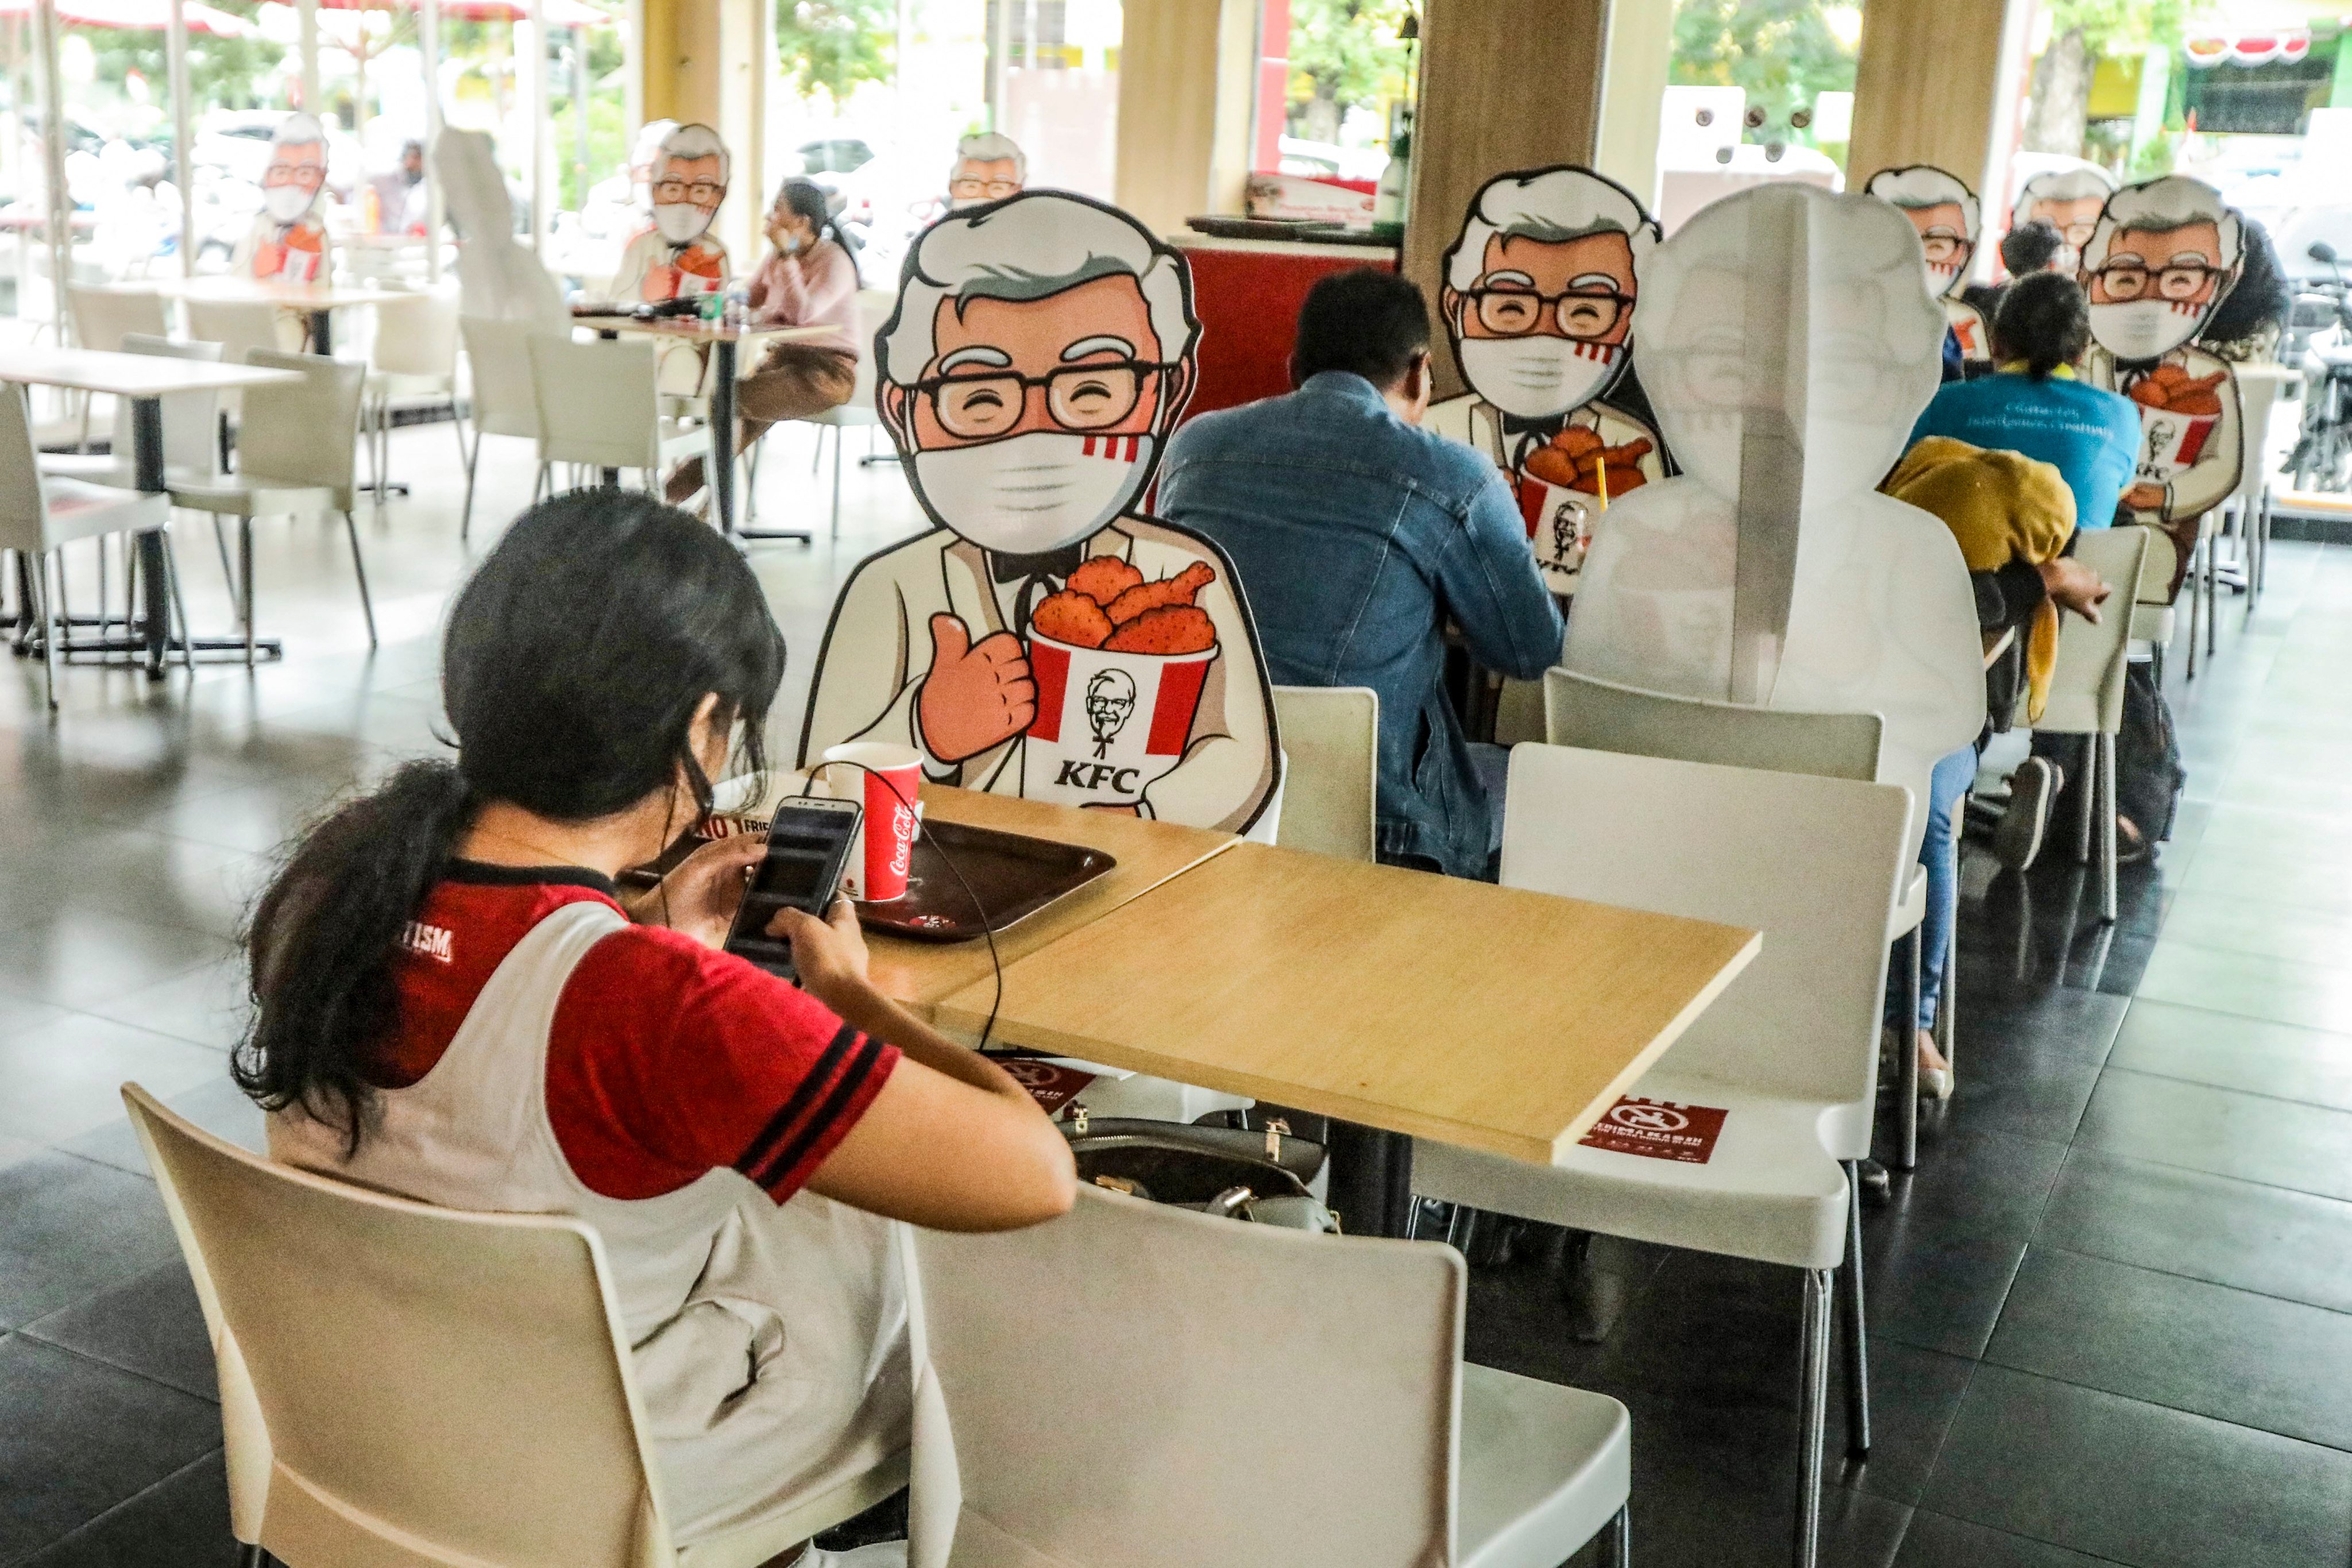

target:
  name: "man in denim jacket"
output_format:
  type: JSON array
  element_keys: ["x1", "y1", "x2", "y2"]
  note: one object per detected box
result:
[{"x1": 1161, "y1": 268, "x2": 1563, "y2": 878}]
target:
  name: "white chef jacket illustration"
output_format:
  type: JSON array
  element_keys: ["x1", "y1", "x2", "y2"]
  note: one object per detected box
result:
[{"x1": 2084, "y1": 342, "x2": 2243, "y2": 526}]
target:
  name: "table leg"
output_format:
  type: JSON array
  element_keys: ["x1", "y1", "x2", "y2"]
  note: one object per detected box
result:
[
  {"x1": 133, "y1": 397, "x2": 169, "y2": 679},
  {"x1": 597, "y1": 328, "x2": 622, "y2": 487},
  {"x1": 709, "y1": 338, "x2": 737, "y2": 533},
  {"x1": 1326, "y1": 1122, "x2": 1413, "y2": 1238},
  {"x1": 311, "y1": 308, "x2": 333, "y2": 357}
]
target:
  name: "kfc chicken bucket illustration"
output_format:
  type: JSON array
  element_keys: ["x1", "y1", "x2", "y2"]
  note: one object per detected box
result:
[
  {"x1": 1024, "y1": 558, "x2": 1219, "y2": 809},
  {"x1": 2129, "y1": 365, "x2": 2226, "y2": 484}
]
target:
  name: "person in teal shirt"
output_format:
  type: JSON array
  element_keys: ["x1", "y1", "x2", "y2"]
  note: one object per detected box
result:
[{"x1": 1907, "y1": 272, "x2": 2141, "y2": 528}]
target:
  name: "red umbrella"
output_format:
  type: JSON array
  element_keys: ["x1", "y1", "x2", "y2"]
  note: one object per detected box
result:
[
  {"x1": 0, "y1": 0, "x2": 258, "y2": 33},
  {"x1": 313, "y1": 0, "x2": 613, "y2": 25}
]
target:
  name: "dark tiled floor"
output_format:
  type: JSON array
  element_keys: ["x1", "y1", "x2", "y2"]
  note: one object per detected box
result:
[{"x1": 2, "y1": 422, "x2": 2349, "y2": 1565}]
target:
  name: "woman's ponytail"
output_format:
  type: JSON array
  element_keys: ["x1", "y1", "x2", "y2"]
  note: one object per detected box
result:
[{"x1": 235, "y1": 759, "x2": 477, "y2": 1152}]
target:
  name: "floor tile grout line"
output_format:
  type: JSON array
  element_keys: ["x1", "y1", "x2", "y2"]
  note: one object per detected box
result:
[
  {"x1": 2014, "y1": 1232, "x2": 2352, "y2": 1330},
  {"x1": 2093, "y1": 1061, "x2": 2352, "y2": 1120},
  {"x1": 1902, "y1": 1503, "x2": 2143, "y2": 1567},
  {"x1": 0, "y1": 1442, "x2": 227, "y2": 1568},
  {"x1": 1972, "y1": 1327, "x2": 2352, "y2": 1460},
  {"x1": 3, "y1": 1328, "x2": 222, "y2": 1409}
]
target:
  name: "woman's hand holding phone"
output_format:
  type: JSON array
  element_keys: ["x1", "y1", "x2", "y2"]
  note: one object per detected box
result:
[
  {"x1": 771, "y1": 899, "x2": 871, "y2": 1011},
  {"x1": 627, "y1": 833, "x2": 768, "y2": 949}
]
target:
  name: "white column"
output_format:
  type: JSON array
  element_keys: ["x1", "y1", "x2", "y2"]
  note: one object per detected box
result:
[
  {"x1": 298, "y1": 0, "x2": 319, "y2": 113},
  {"x1": 523, "y1": 8, "x2": 547, "y2": 251},
  {"x1": 167, "y1": 0, "x2": 194, "y2": 277},
  {"x1": 31, "y1": 0, "x2": 68, "y2": 339},
  {"x1": 422, "y1": 0, "x2": 443, "y2": 280}
]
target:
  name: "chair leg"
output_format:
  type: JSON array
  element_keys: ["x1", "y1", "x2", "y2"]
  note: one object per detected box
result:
[
  {"x1": 2098, "y1": 731, "x2": 2119, "y2": 925},
  {"x1": 2205, "y1": 530, "x2": 2218, "y2": 660},
  {"x1": 1794, "y1": 1268, "x2": 1832, "y2": 1568},
  {"x1": 833, "y1": 420, "x2": 845, "y2": 539},
  {"x1": 1937, "y1": 915, "x2": 1957, "y2": 1075},
  {"x1": 2185, "y1": 539, "x2": 2201, "y2": 681},
  {"x1": 237, "y1": 1546, "x2": 271, "y2": 1568},
  {"x1": 2074, "y1": 739, "x2": 2096, "y2": 864},
  {"x1": 33, "y1": 550, "x2": 59, "y2": 712},
  {"x1": 1841, "y1": 1161, "x2": 1871, "y2": 1458},
  {"x1": 162, "y1": 531, "x2": 196, "y2": 673},
  {"x1": 461, "y1": 431, "x2": 482, "y2": 542},
  {"x1": 1600, "y1": 1503, "x2": 1631, "y2": 1568},
  {"x1": 341, "y1": 511, "x2": 379, "y2": 649},
  {"x1": 241, "y1": 519, "x2": 257, "y2": 670},
  {"x1": 1895, "y1": 926, "x2": 1920, "y2": 1171}
]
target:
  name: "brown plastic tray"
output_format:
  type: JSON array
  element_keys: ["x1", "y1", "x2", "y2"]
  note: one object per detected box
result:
[{"x1": 856, "y1": 816, "x2": 1115, "y2": 941}]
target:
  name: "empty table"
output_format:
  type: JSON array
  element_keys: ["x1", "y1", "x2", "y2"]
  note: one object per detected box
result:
[{"x1": 146, "y1": 276, "x2": 415, "y2": 357}]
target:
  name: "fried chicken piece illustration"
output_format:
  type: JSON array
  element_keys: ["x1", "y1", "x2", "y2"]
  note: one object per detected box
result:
[
  {"x1": 1065, "y1": 556, "x2": 1145, "y2": 607},
  {"x1": 1520, "y1": 425, "x2": 1605, "y2": 489},
  {"x1": 1566, "y1": 438, "x2": 1655, "y2": 497},
  {"x1": 1103, "y1": 561, "x2": 1216, "y2": 626},
  {"x1": 2129, "y1": 364, "x2": 2227, "y2": 416},
  {"x1": 1103, "y1": 604, "x2": 1217, "y2": 655},
  {"x1": 1030, "y1": 589, "x2": 1114, "y2": 649}
]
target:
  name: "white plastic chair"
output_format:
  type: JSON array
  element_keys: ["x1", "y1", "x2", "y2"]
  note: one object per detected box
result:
[
  {"x1": 1545, "y1": 667, "x2": 1942, "y2": 1153},
  {"x1": 365, "y1": 287, "x2": 466, "y2": 500},
  {"x1": 0, "y1": 381, "x2": 174, "y2": 708},
  {"x1": 2034, "y1": 525, "x2": 2153, "y2": 924},
  {"x1": 65, "y1": 283, "x2": 168, "y2": 447},
  {"x1": 902, "y1": 1183, "x2": 1631, "y2": 1568},
  {"x1": 458, "y1": 315, "x2": 546, "y2": 540},
  {"x1": 41, "y1": 333, "x2": 224, "y2": 489},
  {"x1": 527, "y1": 333, "x2": 708, "y2": 499},
  {"x1": 186, "y1": 298, "x2": 302, "y2": 427},
  {"x1": 1270, "y1": 685, "x2": 1378, "y2": 862},
  {"x1": 168, "y1": 349, "x2": 376, "y2": 661},
  {"x1": 122, "y1": 1084, "x2": 907, "y2": 1568},
  {"x1": 1412, "y1": 744, "x2": 1911, "y2": 1568},
  {"x1": 785, "y1": 288, "x2": 892, "y2": 537}
]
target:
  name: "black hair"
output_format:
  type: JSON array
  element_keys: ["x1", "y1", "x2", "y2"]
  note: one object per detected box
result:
[
  {"x1": 1999, "y1": 219, "x2": 2064, "y2": 278},
  {"x1": 2202, "y1": 208, "x2": 2288, "y2": 347},
  {"x1": 234, "y1": 492, "x2": 787, "y2": 1149},
  {"x1": 1289, "y1": 267, "x2": 1430, "y2": 392},
  {"x1": 1992, "y1": 271, "x2": 2091, "y2": 380},
  {"x1": 774, "y1": 176, "x2": 844, "y2": 252}
]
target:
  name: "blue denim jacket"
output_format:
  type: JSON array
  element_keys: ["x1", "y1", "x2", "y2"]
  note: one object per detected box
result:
[{"x1": 1161, "y1": 372, "x2": 1564, "y2": 876}]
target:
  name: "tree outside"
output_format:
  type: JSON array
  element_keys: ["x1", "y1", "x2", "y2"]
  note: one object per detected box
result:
[
  {"x1": 1669, "y1": 0, "x2": 1863, "y2": 158},
  {"x1": 1285, "y1": 0, "x2": 1413, "y2": 150},
  {"x1": 2024, "y1": 0, "x2": 2188, "y2": 157}
]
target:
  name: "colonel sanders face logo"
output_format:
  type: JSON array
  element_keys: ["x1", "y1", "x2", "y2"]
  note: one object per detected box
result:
[{"x1": 1085, "y1": 667, "x2": 1137, "y2": 755}]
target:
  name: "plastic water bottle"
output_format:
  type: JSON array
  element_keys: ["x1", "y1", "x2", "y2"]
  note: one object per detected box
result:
[{"x1": 722, "y1": 286, "x2": 750, "y2": 330}]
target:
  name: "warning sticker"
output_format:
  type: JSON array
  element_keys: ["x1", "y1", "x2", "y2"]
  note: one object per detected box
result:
[
  {"x1": 995, "y1": 1058, "x2": 1096, "y2": 1117},
  {"x1": 1578, "y1": 1097, "x2": 1728, "y2": 1164}
]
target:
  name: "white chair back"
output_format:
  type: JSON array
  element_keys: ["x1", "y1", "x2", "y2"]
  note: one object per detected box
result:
[
  {"x1": 902, "y1": 1185, "x2": 1461, "y2": 1568},
  {"x1": 0, "y1": 383, "x2": 49, "y2": 553},
  {"x1": 461, "y1": 315, "x2": 544, "y2": 441},
  {"x1": 238, "y1": 349, "x2": 366, "y2": 497},
  {"x1": 67, "y1": 283, "x2": 168, "y2": 351},
  {"x1": 1546, "y1": 668, "x2": 1884, "y2": 783},
  {"x1": 373, "y1": 287, "x2": 461, "y2": 380},
  {"x1": 2038, "y1": 526, "x2": 2152, "y2": 737},
  {"x1": 1269, "y1": 686, "x2": 1377, "y2": 862},
  {"x1": 115, "y1": 333, "x2": 224, "y2": 478},
  {"x1": 187, "y1": 298, "x2": 298, "y2": 365},
  {"x1": 529, "y1": 334, "x2": 663, "y2": 471},
  {"x1": 1503, "y1": 744, "x2": 1909, "y2": 1109},
  {"x1": 120, "y1": 1085, "x2": 678, "y2": 1568},
  {"x1": 843, "y1": 288, "x2": 890, "y2": 412}
]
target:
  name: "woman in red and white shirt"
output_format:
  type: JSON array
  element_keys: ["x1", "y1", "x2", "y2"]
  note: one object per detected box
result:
[{"x1": 240, "y1": 491, "x2": 1072, "y2": 1559}]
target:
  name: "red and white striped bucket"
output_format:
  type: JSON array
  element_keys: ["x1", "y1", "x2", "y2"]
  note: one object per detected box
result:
[{"x1": 1025, "y1": 628, "x2": 1217, "y2": 809}]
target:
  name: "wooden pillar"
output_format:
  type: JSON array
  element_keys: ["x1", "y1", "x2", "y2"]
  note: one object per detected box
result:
[
  {"x1": 1848, "y1": 0, "x2": 2026, "y2": 204},
  {"x1": 1402, "y1": 0, "x2": 1612, "y2": 400},
  {"x1": 635, "y1": 0, "x2": 762, "y2": 267},
  {"x1": 1111, "y1": 0, "x2": 1257, "y2": 238}
]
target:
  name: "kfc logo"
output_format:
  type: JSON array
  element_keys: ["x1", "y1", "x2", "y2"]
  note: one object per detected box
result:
[{"x1": 1085, "y1": 668, "x2": 1137, "y2": 755}]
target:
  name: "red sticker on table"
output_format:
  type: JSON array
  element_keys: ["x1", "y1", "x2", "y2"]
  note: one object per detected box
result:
[
  {"x1": 995, "y1": 1059, "x2": 1096, "y2": 1117},
  {"x1": 1578, "y1": 1097, "x2": 1728, "y2": 1164}
]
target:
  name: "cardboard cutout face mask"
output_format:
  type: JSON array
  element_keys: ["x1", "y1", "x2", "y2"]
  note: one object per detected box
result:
[
  {"x1": 648, "y1": 126, "x2": 728, "y2": 247},
  {"x1": 263, "y1": 114, "x2": 328, "y2": 226},
  {"x1": 2083, "y1": 206, "x2": 2235, "y2": 361},
  {"x1": 1864, "y1": 166, "x2": 1982, "y2": 303}
]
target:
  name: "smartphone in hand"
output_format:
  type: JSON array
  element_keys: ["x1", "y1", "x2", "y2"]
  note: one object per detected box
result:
[{"x1": 724, "y1": 795, "x2": 863, "y2": 981}]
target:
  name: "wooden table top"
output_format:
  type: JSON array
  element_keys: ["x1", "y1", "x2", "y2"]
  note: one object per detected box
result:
[
  {"x1": 0, "y1": 346, "x2": 302, "y2": 398},
  {"x1": 569, "y1": 312, "x2": 840, "y2": 346},
  {"x1": 144, "y1": 277, "x2": 416, "y2": 309},
  {"x1": 932, "y1": 841, "x2": 1760, "y2": 1165},
  {"x1": 729, "y1": 778, "x2": 1239, "y2": 1011}
]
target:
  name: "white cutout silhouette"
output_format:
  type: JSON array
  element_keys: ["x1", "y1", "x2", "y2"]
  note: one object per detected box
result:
[{"x1": 433, "y1": 129, "x2": 567, "y2": 329}]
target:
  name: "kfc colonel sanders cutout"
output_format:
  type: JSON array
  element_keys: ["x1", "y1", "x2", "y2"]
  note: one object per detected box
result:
[
  {"x1": 234, "y1": 113, "x2": 329, "y2": 284},
  {"x1": 609, "y1": 122, "x2": 731, "y2": 304},
  {"x1": 2011, "y1": 166, "x2": 2115, "y2": 276},
  {"x1": 434, "y1": 128, "x2": 568, "y2": 329},
  {"x1": 1433, "y1": 167, "x2": 1667, "y2": 594},
  {"x1": 1564, "y1": 183, "x2": 1983, "y2": 860},
  {"x1": 2078, "y1": 175, "x2": 2245, "y2": 530},
  {"x1": 798, "y1": 191, "x2": 1279, "y2": 834},
  {"x1": 1866, "y1": 164, "x2": 1991, "y2": 365},
  {"x1": 948, "y1": 132, "x2": 1026, "y2": 211},
  {"x1": 628, "y1": 118, "x2": 679, "y2": 215}
]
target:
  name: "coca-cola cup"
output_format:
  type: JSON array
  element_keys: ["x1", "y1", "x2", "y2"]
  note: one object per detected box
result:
[{"x1": 821, "y1": 741, "x2": 921, "y2": 902}]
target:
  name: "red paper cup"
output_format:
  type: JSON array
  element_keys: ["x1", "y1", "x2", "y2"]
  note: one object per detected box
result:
[{"x1": 823, "y1": 741, "x2": 921, "y2": 902}]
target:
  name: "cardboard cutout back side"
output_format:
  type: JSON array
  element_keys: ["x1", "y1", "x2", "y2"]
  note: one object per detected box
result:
[
  {"x1": 1565, "y1": 182, "x2": 1984, "y2": 850},
  {"x1": 1866, "y1": 164, "x2": 1992, "y2": 363},
  {"x1": 1430, "y1": 165, "x2": 1669, "y2": 594},
  {"x1": 2077, "y1": 174, "x2": 2245, "y2": 533},
  {"x1": 434, "y1": 129, "x2": 568, "y2": 330},
  {"x1": 798, "y1": 190, "x2": 1279, "y2": 835}
]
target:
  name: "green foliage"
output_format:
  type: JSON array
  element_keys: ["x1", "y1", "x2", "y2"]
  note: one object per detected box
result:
[
  {"x1": 551, "y1": 78, "x2": 625, "y2": 207},
  {"x1": 2044, "y1": 0, "x2": 2188, "y2": 56},
  {"x1": 775, "y1": 0, "x2": 894, "y2": 105},
  {"x1": 1288, "y1": 0, "x2": 1415, "y2": 119},
  {"x1": 1669, "y1": 0, "x2": 1857, "y2": 137},
  {"x1": 78, "y1": 0, "x2": 291, "y2": 121}
]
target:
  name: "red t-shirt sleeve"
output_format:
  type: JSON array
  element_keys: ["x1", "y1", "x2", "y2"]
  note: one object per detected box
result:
[{"x1": 546, "y1": 924, "x2": 899, "y2": 1203}]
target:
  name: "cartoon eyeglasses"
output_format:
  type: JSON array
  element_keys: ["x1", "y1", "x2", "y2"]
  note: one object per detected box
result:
[
  {"x1": 653, "y1": 177, "x2": 726, "y2": 203},
  {"x1": 2091, "y1": 262, "x2": 2226, "y2": 302},
  {"x1": 916, "y1": 360, "x2": 1178, "y2": 439},
  {"x1": 950, "y1": 177, "x2": 1021, "y2": 200},
  {"x1": 1920, "y1": 230, "x2": 1969, "y2": 264},
  {"x1": 1463, "y1": 287, "x2": 1633, "y2": 341}
]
